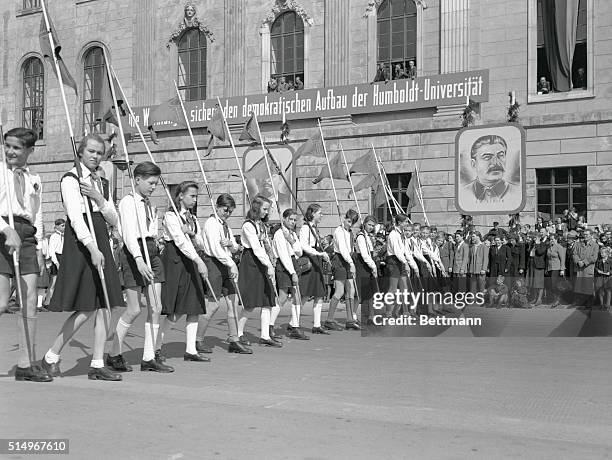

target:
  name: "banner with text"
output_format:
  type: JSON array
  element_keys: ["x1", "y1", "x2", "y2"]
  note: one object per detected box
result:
[{"x1": 129, "y1": 69, "x2": 489, "y2": 132}]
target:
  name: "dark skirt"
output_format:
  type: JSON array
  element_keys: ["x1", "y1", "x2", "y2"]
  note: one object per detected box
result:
[
  {"x1": 353, "y1": 253, "x2": 377, "y2": 302},
  {"x1": 239, "y1": 248, "x2": 276, "y2": 308},
  {"x1": 331, "y1": 253, "x2": 352, "y2": 281},
  {"x1": 120, "y1": 238, "x2": 165, "y2": 288},
  {"x1": 276, "y1": 257, "x2": 298, "y2": 291},
  {"x1": 49, "y1": 212, "x2": 125, "y2": 312},
  {"x1": 161, "y1": 241, "x2": 206, "y2": 316},
  {"x1": 299, "y1": 253, "x2": 326, "y2": 298},
  {"x1": 527, "y1": 261, "x2": 545, "y2": 289},
  {"x1": 595, "y1": 274, "x2": 612, "y2": 291},
  {"x1": 203, "y1": 255, "x2": 236, "y2": 299}
]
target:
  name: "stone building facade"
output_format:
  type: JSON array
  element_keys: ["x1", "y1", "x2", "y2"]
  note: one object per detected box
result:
[{"x1": 0, "y1": 0, "x2": 611, "y2": 235}]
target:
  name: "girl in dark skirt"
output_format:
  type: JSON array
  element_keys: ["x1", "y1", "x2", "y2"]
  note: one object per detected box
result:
[
  {"x1": 324, "y1": 209, "x2": 360, "y2": 331},
  {"x1": 273, "y1": 209, "x2": 309, "y2": 340},
  {"x1": 385, "y1": 214, "x2": 411, "y2": 318},
  {"x1": 298, "y1": 204, "x2": 331, "y2": 334},
  {"x1": 353, "y1": 215, "x2": 379, "y2": 323},
  {"x1": 158, "y1": 181, "x2": 209, "y2": 362},
  {"x1": 42, "y1": 134, "x2": 124, "y2": 381},
  {"x1": 239, "y1": 195, "x2": 279, "y2": 347}
]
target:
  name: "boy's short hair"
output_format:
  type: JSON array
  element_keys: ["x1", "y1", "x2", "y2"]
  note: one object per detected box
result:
[
  {"x1": 54, "y1": 218, "x2": 66, "y2": 226},
  {"x1": 4, "y1": 127, "x2": 38, "y2": 148},
  {"x1": 133, "y1": 161, "x2": 161, "y2": 178}
]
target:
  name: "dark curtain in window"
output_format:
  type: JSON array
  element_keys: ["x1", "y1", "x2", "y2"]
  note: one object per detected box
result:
[{"x1": 540, "y1": 0, "x2": 579, "y2": 92}]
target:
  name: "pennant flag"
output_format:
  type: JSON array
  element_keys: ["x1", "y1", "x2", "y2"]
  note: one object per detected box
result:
[
  {"x1": 39, "y1": 14, "x2": 78, "y2": 94},
  {"x1": 280, "y1": 105, "x2": 290, "y2": 144},
  {"x1": 207, "y1": 108, "x2": 226, "y2": 141},
  {"x1": 349, "y1": 151, "x2": 376, "y2": 176},
  {"x1": 351, "y1": 173, "x2": 387, "y2": 207},
  {"x1": 205, "y1": 135, "x2": 215, "y2": 157},
  {"x1": 405, "y1": 173, "x2": 417, "y2": 210},
  {"x1": 312, "y1": 153, "x2": 347, "y2": 184},
  {"x1": 239, "y1": 114, "x2": 260, "y2": 143},
  {"x1": 95, "y1": 71, "x2": 128, "y2": 128},
  {"x1": 243, "y1": 156, "x2": 270, "y2": 181},
  {"x1": 294, "y1": 131, "x2": 325, "y2": 161},
  {"x1": 147, "y1": 96, "x2": 183, "y2": 144}
]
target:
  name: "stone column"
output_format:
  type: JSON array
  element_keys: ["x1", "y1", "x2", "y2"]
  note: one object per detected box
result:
[
  {"x1": 324, "y1": 0, "x2": 350, "y2": 87},
  {"x1": 224, "y1": 0, "x2": 245, "y2": 96},
  {"x1": 435, "y1": 0, "x2": 470, "y2": 117},
  {"x1": 133, "y1": 0, "x2": 156, "y2": 105}
]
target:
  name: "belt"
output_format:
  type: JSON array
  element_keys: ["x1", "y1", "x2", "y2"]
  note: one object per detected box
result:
[{"x1": 2, "y1": 215, "x2": 33, "y2": 226}]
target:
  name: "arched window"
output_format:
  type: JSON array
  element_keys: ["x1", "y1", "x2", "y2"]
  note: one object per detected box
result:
[
  {"x1": 177, "y1": 29, "x2": 207, "y2": 101},
  {"x1": 377, "y1": 0, "x2": 417, "y2": 80},
  {"x1": 83, "y1": 46, "x2": 106, "y2": 134},
  {"x1": 270, "y1": 11, "x2": 304, "y2": 90},
  {"x1": 22, "y1": 57, "x2": 44, "y2": 140}
]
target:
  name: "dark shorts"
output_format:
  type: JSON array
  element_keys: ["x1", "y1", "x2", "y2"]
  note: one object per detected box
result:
[
  {"x1": 120, "y1": 238, "x2": 165, "y2": 288},
  {"x1": 385, "y1": 255, "x2": 407, "y2": 278},
  {"x1": 276, "y1": 257, "x2": 298, "y2": 290},
  {"x1": 203, "y1": 254, "x2": 236, "y2": 299},
  {"x1": 332, "y1": 254, "x2": 352, "y2": 282},
  {"x1": 0, "y1": 216, "x2": 39, "y2": 277}
]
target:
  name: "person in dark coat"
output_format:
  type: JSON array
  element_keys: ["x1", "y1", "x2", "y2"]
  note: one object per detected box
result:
[
  {"x1": 488, "y1": 236, "x2": 511, "y2": 285},
  {"x1": 546, "y1": 233, "x2": 566, "y2": 307},
  {"x1": 505, "y1": 234, "x2": 525, "y2": 287},
  {"x1": 526, "y1": 232, "x2": 548, "y2": 305},
  {"x1": 571, "y1": 229, "x2": 600, "y2": 306}
]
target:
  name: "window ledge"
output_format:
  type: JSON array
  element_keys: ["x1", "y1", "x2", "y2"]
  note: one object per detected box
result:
[
  {"x1": 16, "y1": 8, "x2": 41, "y2": 17},
  {"x1": 76, "y1": 0, "x2": 98, "y2": 4},
  {"x1": 528, "y1": 89, "x2": 594, "y2": 104}
]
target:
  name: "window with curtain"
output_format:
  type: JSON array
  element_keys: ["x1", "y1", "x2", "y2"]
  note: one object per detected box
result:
[
  {"x1": 536, "y1": 0, "x2": 587, "y2": 93},
  {"x1": 177, "y1": 29, "x2": 207, "y2": 102},
  {"x1": 22, "y1": 57, "x2": 44, "y2": 140},
  {"x1": 83, "y1": 46, "x2": 105, "y2": 134},
  {"x1": 377, "y1": 0, "x2": 417, "y2": 81},
  {"x1": 270, "y1": 11, "x2": 304, "y2": 90},
  {"x1": 374, "y1": 172, "x2": 412, "y2": 224},
  {"x1": 536, "y1": 167, "x2": 587, "y2": 221}
]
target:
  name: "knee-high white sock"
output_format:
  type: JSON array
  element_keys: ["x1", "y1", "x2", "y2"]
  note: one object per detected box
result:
[
  {"x1": 290, "y1": 303, "x2": 299, "y2": 328},
  {"x1": 142, "y1": 323, "x2": 159, "y2": 361},
  {"x1": 260, "y1": 308, "x2": 271, "y2": 340},
  {"x1": 238, "y1": 315, "x2": 248, "y2": 337},
  {"x1": 270, "y1": 304, "x2": 280, "y2": 326},
  {"x1": 185, "y1": 322, "x2": 198, "y2": 354},
  {"x1": 110, "y1": 318, "x2": 131, "y2": 357},
  {"x1": 37, "y1": 294, "x2": 44, "y2": 309},
  {"x1": 313, "y1": 299, "x2": 323, "y2": 327}
]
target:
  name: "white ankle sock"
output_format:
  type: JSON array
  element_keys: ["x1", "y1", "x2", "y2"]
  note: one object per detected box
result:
[
  {"x1": 90, "y1": 359, "x2": 104, "y2": 368},
  {"x1": 313, "y1": 300, "x2": 323, "y2": 327},
  {"x1": 45, "y1": 349, "x2": 60, "y2": 364},
  {"x1": 185, "y1": 322, "x2": 198, "y2": 354}
]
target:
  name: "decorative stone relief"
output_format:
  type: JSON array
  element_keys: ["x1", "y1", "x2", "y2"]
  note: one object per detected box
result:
[
  {"x1": 167, "y1": 1, "x2": 214, "y2": 48},
  {"x1": 262, "y1": 0, "x2": 314, "y2": 26}
]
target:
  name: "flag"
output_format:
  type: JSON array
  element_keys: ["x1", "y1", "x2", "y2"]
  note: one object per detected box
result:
[
  {"x1": 405, "y1": 173, "x2": 417, "y2": 210},
  {"x1": 39, "y1": 13, "x2": 78, "y2": 94},
  {"x1": 205, "y1": 135, "x2": 215, "y2": 157},
  {"x1": 207, "y1": 108, "x2": 226, "y2": 141},
  {"x1": 96, "y1": 71, "x2": 128, "y2": 128},
  {"x1": 312, "y1": 153, "x2": 347, "y2": 184},
  {"x1": 147, "y1": 96, "x2": 183, "y2": 144},
  {"x1": 294, "y1": 131, "x2": 325, "y2": 161},
  {"x1": 243, "y1": 156, "x2": 270, "y2": 181},
  {"x1": 349, "y1": 151, "x2": 376, "y2": 176},
  {"x1": 351, "y1": 172, "x2": 387, "y2": 207},
  {"x1": 239, "y1": 114, "x2": 260, "y2": 143},
  {"x1": 280, "y1": 105, "x2": 290, "y2": 144}
]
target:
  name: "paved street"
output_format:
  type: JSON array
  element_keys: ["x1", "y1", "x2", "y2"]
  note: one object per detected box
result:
[{"x1": 1, "y1": 304, "x2": 611, "y2": 459}]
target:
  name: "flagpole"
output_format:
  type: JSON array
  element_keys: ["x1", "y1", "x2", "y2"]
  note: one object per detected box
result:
[
  {"x1": 0, "y1": 115, "x2": 31, "y2": 364},
  {"x1": 369, "y1": 144, "x2": 393, "y2": 221},
  {"x1": 414, "y1": 161, "x2": 429, "y2": 225},
  {"x1": 216, "y1": 96, "x2": 250, "y2": 204},
  {"x1": 173, "y1": 81, "x2": 219, "y2": 221},
  {"x1": 40, "y1": 0, "x2": 111, "y2": 313},
  {"x1": 318, "y1": 120, "x2": 343, "y2": 226},
  {"x1": 252, "y1": 114, "x2": 281, "y2": 218},
  {"x1": 339, "y1": 142, "x2": 363, "y2": 225},
  {"x1": 104, "y1": 55, "x2": 162, "y2": 348},
  {"x1": 376, "y1": 157, "x2": 403, "y2": 215}
]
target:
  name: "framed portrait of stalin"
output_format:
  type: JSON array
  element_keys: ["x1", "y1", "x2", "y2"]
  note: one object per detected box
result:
[{"x1": 455, "y1": 123, "x2": 526, "y2": 215}]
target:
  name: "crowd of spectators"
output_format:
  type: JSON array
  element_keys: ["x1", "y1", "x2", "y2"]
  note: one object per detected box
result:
[{"x1": 267, "y1": 75, "x2": 304, "y2": 93}]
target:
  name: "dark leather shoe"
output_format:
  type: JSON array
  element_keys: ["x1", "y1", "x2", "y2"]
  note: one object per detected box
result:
[
  {"x1": 288, "y1": 327, "x2": 310, "y2": 340},
  {"x1": 311, "y1": 326, "x2": 330, "y2": 335},
  {"x1": 141, "y1": 359, "x2": 175, "y2": 373},
  {"x1": 323, "y1": 320, "x2": 343, "y2": 331},
  {"x1": 15, "y1": 365, "x2": 53, "y2": 382},
  {"x1": 88, "y1": 367, "x2": 122, "y2": 381},
  {"x1": 154, "y1": 350, "x2": 166, "y2": 363},
  {"x1": 229, "y1": 341, "x2": 253, "y2": 354},
  {"x1": 259, "y1": 338, "x2": 282, "y2": 348},
  {"x1": 196, "y1": 341, "x2": 213, "y2": 354},
  {"x1": 184, "y1": 352, "x2": 211, "y2": 362},
  {"x1": 40, "y1": 357, "x2": 61, "y2": 377},
  {"x1": 105, "y1": 354, "x2": 133, "y2": 372},
  {"x1": 239, "y1": 335, "x2": 251, "y2": 346},
  {"x1": 269, "y1": 325, "x2": 282, "y2": 340},
  {"x1": 345, "y1": 321, "x2": 362, "y2": 330}
]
